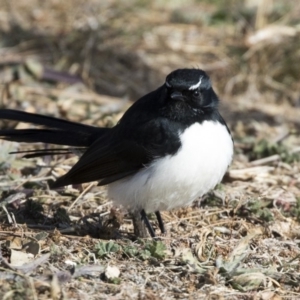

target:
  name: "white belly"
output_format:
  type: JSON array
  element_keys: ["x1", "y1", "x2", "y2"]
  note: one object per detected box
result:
[{"x1": 108, "y1": 121, "x2": 233, "y2": 212}]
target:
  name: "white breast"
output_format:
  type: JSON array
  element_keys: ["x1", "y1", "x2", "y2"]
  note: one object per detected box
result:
[{"x1": 108, "y1": 121, "x2": 233, "y2": 213}]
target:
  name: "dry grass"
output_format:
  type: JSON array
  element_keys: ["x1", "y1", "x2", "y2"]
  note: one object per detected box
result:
[{"x1": 0, "y1": 0, "x2": 300, "y2": 299}]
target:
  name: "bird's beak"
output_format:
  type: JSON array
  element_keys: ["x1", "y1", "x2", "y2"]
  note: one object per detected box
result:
[{"x1": 170, "y1": 91, "x2": 185, "y2": 101}]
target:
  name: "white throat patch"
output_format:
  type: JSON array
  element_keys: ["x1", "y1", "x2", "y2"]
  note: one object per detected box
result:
[{"x1": 189, "y1": 76, "x2": 203, "y2": 90}]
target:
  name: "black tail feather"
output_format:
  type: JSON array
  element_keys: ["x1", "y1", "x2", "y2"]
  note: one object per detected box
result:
[
  {"x1": 0, "y1": 109, "x2": 98, "y2": 132},
  {"x1": 10, "y1": 148, "x2": 78, "y2": 158},
  {"x1": 0, "y1": 128, "x2": 97, "y2": 146},
  {"x1": 0, "y1": 109, "x2": 109, "y2": 147}
]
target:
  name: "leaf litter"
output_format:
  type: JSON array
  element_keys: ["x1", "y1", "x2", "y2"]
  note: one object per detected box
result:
[{"x1": 0, "y1": 0, "x2": 300, "y2": 299}]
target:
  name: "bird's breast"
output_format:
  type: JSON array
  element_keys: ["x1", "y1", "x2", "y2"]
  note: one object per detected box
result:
[{"x1": 108, "y1": 120, "x2": 233, "y2": 212}]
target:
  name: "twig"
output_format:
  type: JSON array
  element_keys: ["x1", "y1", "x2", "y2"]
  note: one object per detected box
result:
[
  {"x1": 67, "y1": 182, "x2": 97, "y2": 211},
  {"x1": 250, "y1": 146, "x2": 300, "y2": 166},
  {"x1": 249, "y1": 154, "x2": 280, "y2": 166}
]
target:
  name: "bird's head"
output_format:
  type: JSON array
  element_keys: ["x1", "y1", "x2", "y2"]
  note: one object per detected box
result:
[{"x1": 163, "y1": 69, "x2": 219, "y2": 115}]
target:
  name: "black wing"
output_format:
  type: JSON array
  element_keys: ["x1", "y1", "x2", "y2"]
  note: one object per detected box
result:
[{"x1": 51, "y1": 117, "x2": 183, "y2": 188}]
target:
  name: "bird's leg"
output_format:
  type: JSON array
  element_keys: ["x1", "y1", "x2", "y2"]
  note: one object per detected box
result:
[
  {"x1": 131, "y1": 210, "x2": 148, "y2": 238},
  {"x1": 140, "y1": 209, "x2": 156, "y2": 238},
  {"x1": 155, "y1": 211, "x2": 165, "y2": 234}
]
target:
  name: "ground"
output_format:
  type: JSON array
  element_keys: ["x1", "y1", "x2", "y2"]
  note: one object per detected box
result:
[{"x1": 0, "y1": 0, "x2": 300, "y2": 299}]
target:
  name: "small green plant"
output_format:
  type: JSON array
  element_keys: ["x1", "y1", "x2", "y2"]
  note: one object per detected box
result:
[
  {"x1": 237, "y1": 199, "x2": 274, "y2": 223},
  {"x1": 123, "y1": 244, "x2": 139, "y2": 258},
  {"x1": 95, "y1": 241, "x2": 120, "y2": 258},
  {"x1": 140, "y1": 240, "x2": 167, "y2": 260},
  {"x1": 109, "y1": 277, "x2": 121, "y2": 284},
  {"x1": 122, "y1": 240, "x2": 167, "y2": 260},
  {"x1": 256, "y1": 208, "x2": 274, "y2": 223},
  {"x1": 248, "y1": 200, "x2": 274, "y2": 222},
  {"x1": 250, "y1": 139, "x2": 299, "y2": 163}
]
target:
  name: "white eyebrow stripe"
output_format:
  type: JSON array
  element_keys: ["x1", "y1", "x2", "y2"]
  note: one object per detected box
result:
[{"x1": 189, "y1": 76, "x2": 203, "y2": 90}]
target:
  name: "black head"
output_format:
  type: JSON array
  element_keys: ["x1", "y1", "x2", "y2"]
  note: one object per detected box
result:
[
  {"x1": 118, "y1": 68, "x2": 221, "y2": 127},
  {"x1": 163, "y1": 69, "x2": 219, "y2": 116}
]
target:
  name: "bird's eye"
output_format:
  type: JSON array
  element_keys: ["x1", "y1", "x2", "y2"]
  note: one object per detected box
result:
[{"x1": 193, "y1": 90, "x2": 200, "y2": 97}]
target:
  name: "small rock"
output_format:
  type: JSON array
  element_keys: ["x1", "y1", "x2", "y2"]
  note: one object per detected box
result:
[{"x1": 104, "y1": 265, "x2": 120, "y2": 279}]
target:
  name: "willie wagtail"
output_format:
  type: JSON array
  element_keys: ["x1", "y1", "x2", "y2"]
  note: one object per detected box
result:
[{"x1": 0, "y1": 69, "x2": 233, "y2": 237}]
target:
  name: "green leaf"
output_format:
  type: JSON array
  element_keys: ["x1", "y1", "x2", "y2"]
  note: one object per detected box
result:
[
  {"x1": 144, "y1": 240, "x2": 166, "y2": 260},
  {"x1": 123, "y1": 244, "x2": 139, "y2": 257},
  {"x1": 231, "y1": 272, "x2": 268, "y2": 291},
  {"x1": 95, "y1": 241, "x2": 120, "y2": 258}
]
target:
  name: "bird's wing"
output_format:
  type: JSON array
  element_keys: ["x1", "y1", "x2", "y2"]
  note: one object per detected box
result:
[{"x1": 52, "y1": 118, "x2": 182, "y2": 188}]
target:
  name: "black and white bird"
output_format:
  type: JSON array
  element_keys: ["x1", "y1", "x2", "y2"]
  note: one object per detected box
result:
[{"x1": 0, "y1": 69, "x2": 233, "y2": 237}]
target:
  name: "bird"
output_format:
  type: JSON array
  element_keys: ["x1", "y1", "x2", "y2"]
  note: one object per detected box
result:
[{"x1": 0, "y1": 68, "x2": 234, "y2": 237}]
